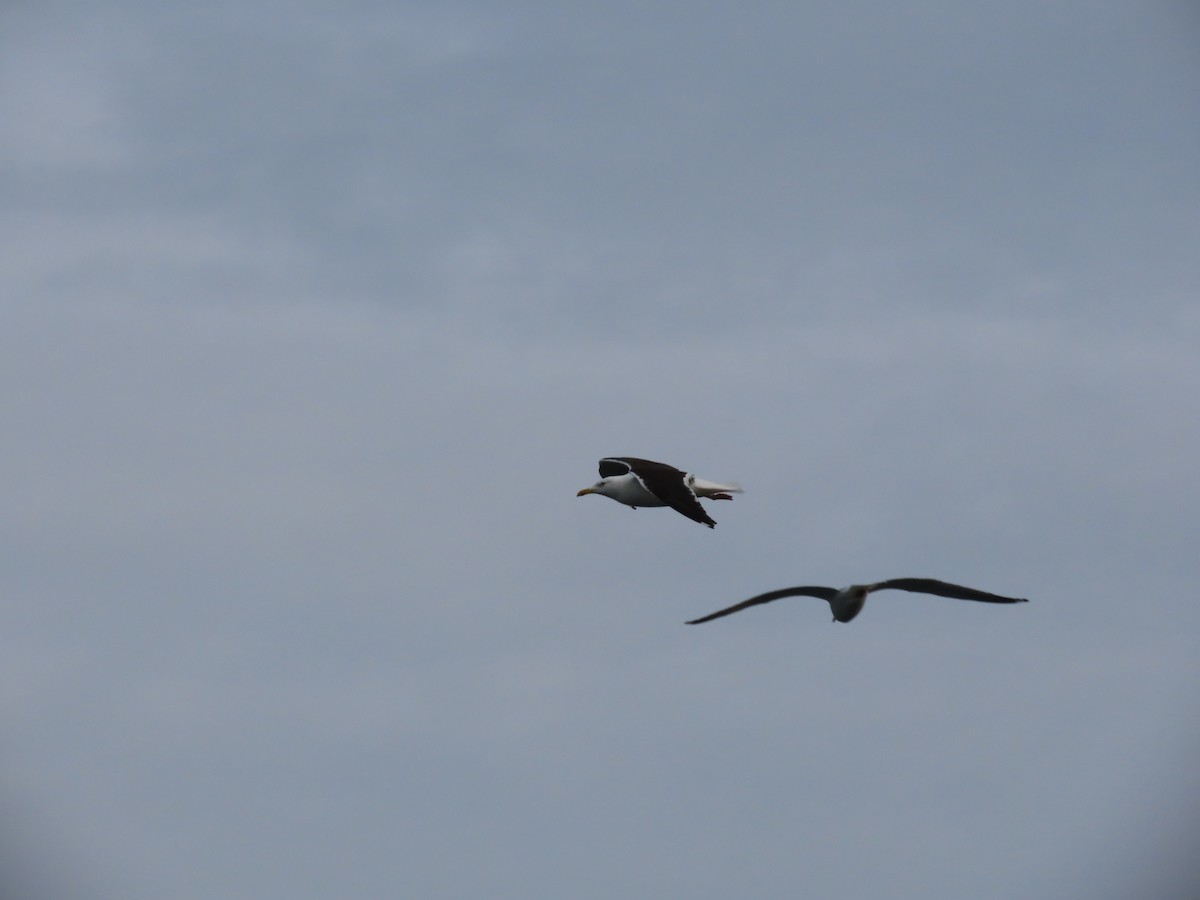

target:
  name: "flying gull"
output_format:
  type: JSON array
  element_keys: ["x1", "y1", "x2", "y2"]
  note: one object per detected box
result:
[
  {"x1": 686, "y1": 578, "x2": 1028, "y2": 624},
  {"x1": 576, "y1": 456, "x2": 743, "y2": 529}
]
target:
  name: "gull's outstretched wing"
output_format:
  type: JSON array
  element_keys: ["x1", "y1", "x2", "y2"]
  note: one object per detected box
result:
[
  {"x1": 871, "y1": 578, "x2": 1028, "y2": 604},
  {"x1": 686, "y1": 586, "x2": 839, "y2": 624}
]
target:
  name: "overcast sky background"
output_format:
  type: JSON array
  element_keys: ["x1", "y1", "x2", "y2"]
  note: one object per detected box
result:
[{"x1": 2, "y1": 2, "x2": 1199, "y2": 898}]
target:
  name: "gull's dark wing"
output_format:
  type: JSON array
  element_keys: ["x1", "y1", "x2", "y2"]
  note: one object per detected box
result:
[
  {"x1": 871, "y1": 578, "x2": 1028, "y2": 604},
  {"x1": 618, "y1": 457, "x2": 716, "y2": 528},
  {"x1": 686, "y1": 586, "x2": 839, "y2": 624},
  {"x1": 598, "y1": 457, "x2": 635, "y2": 478}
]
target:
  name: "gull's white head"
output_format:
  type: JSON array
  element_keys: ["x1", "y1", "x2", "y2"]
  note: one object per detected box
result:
[{"x1": 576, "y1": 478, "x2": 616, "y2": 498}]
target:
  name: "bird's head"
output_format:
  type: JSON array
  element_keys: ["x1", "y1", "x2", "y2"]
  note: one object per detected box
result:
[{"x1": 576, "y1": 479, "x2": 612, "y2": 498}]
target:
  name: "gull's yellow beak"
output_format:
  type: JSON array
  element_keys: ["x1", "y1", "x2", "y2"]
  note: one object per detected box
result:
[{"x1": 576, "y1": 487, "x2": 595, "y2": 496}]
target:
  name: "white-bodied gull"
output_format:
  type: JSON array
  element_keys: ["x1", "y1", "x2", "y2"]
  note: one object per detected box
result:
[
  {"x1": 686, "y1": 578, "x2": 1028, "y2": 624},
  {"x1": 576, "y1": 456, "x2": 742, "y2": 529}
]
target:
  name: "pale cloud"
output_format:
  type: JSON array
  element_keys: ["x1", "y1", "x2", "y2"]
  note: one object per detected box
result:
[{"x1": 0, "y1": 8, "x2": 145, "y2": 170}]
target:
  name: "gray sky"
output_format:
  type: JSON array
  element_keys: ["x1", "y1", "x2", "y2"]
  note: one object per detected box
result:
[{"x1": 3, "y1": 2, "x2": 1199, "y2": 898}]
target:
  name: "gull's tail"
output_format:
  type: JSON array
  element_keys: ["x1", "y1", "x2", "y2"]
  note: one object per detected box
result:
[{"x1": 690, "y1": 477, "x2": 744, "y2": 499}]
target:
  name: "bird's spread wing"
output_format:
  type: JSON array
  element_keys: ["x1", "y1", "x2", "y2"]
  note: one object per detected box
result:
[
  {"x1": 871, "y1": 578, "x2": 1028, "y2": 604},
  {"x1": 598, "y1": 457, "x2": 634, "y2": 478},
  {"x1": 652, "y1": 479, "x2": 716, "y2": 528},
  {"x1": 686, "y1": 586, "x2": 839, "y2": 624},
  {"x1": 610, "y1": 457, "x2": 716, "y2": 528}
]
